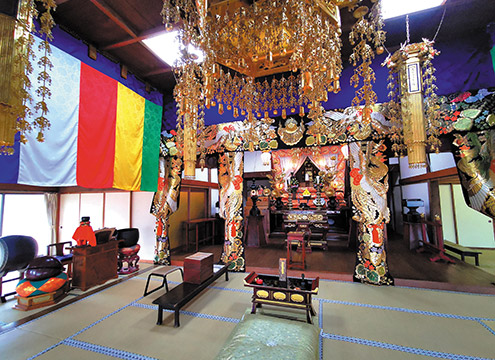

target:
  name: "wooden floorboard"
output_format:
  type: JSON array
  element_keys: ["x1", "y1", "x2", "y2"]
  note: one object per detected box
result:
[{"x1": 171, "y1": 232, "x2": 495, "y2": 292}]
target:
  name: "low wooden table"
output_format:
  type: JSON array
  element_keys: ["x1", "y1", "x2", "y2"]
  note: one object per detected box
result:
[
  {"x1": 444, "y1": 242, "x2": 481, "y2": 266},
  {"x1": 243, "y1": 272, "x2": 319, "y2": 324},
  {"x1": 184, "y1": 218, "x2": 218, "y2": 252},
  {"x1": 152, "y1": 264, "x2": 229, "y2": 327}
]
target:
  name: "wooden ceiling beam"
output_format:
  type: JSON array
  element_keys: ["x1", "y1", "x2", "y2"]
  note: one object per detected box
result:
[
  {"x1": 399, "y1": 167, "x2": 459, "y2": 185},
  {"x1": 144, "y1": 67, "x2": 173, "y2": 77},
  {"x1": 89, "y1": 0, "x2": 138, "y2": 39},
  {"x1": 102, "y1": 26, "x2": 166, "y2": 50}
]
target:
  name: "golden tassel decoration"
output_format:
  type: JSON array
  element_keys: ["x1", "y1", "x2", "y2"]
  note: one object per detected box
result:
[
  {"x1": 301, "y1": 71, "x2": 314, "y2": 94},
  {"x1": 0, "y1": 13, "x2": 17, "y2": 151},
  {"x1": 183, "y1": 114, "x2": 197, "y2": 178}
]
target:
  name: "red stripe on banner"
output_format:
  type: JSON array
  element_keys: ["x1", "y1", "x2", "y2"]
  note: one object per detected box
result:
[{"x1": 77, "y1": 63, "x2": 118, "y2": 188}]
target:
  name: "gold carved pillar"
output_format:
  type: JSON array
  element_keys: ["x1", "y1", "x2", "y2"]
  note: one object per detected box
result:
[
  {"x1": 218, "y1": 151, "x2": 245, "y2": 271},
  {"x1": 349, "y1": 141, "x2": 393, "y2": 286}
]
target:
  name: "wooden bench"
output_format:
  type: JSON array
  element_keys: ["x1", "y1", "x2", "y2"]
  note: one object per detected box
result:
[
  {"x1": 444, "y1": 242, "x2": 481, "y2": 266},
  {"x1": 143, "y1": 266, "x2": 184, "y2": 297},
  {"x1": 152, "y1": 264, "x2": 229, "y2": 327}
]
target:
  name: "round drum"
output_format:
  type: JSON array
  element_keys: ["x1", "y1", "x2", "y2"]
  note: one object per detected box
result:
[
  {"x1": 0, "y1": 235, "x2": 38, "y2": 278},
  {"x1": 116, "y1": 228, "x2": 139, "y2": 248}
]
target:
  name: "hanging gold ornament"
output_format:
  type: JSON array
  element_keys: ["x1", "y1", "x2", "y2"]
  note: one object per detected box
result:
[
  {"x1": 384, "y1": 40, "x2": 441, "y2": 168},
  {"x1": 277, "y1": 117, "x2": 304, "y2": 146}
]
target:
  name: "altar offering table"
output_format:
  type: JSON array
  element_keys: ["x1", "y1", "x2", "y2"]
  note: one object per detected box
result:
[{"x1": 243, "y1": 272, "x2": 319, "y2": 324}]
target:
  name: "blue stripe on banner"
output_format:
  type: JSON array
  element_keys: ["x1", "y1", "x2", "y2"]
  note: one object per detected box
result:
[
  {"x1": 18, "y1": 36, "x2": 80, "y2": 186},
  {"x1": 0, "y1": 132, "x2": 20, "y2": 183},
  {"x1": 321, "y1": 332, "x2": 493, "y2": 360},
  {"x1": 63, "y1": 339, "x2": 159, "y2": 360},
  {"x1": 317, "y1": 298, "x2": 495, "y2": 322}
]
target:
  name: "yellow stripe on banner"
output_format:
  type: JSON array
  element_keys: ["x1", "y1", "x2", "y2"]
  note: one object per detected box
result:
[{"x1": 113, "y1": 83, "x2": 145, "y2": 190}]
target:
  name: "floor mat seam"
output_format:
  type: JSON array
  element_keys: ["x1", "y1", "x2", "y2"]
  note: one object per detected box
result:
[
  {"x1": 321, "y1": 332, "x2": 492, "y2": 360},
  {"x1": 130, "y1": 302, "x2": 241, "y2": 324},
  {"x1": 63, "y1": 338, "x2": 159, "y2": 360},
  {"x1": 317, "y1": 298, "x2": 495, "y2": 321}
]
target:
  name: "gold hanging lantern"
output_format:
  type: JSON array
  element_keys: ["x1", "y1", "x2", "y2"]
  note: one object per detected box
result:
[
  {"x1": 384, "y1": 40, "x2": 440, "y2": 168},
  {"x1": 401, "y1": 45, "x2": 427, "y2": 167}
]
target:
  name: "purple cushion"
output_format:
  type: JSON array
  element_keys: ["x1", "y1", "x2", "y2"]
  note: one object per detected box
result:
[{"x1": 25, "y1": 256, "x2": 63, "y2": 281}]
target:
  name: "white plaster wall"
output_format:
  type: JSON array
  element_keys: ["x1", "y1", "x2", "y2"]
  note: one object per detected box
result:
[
  {"x1": 104, "y1": 192, "x2": 130, "y2": 230},
  {"x1": 399, "y1": 157, "x2": 429, "y2": 216},
  {"x1": 59, "y1": 193, "x2": 80, "y2": 244},
  {"x1": 429, "y1": 152, "x2": 456, "y2": 172},
  {"x1": 130, "y1": 191, "x2": 157, "y2": 261},
  {"x1": 451, "y1": 185, "x2": 495, "y2": 248},
  {"x1": 439, "y1": 184, "x2": 457, "y2": 244},
  {"x1": 80, "y1": 193, "x2": 104, "y2": 230},
  {"x1": 244, "y1": 151, "x2": 271, "y2": 172}
]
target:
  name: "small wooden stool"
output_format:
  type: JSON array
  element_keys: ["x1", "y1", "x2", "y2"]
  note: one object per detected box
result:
[{"x1": 287, "y1": 228, "x2": 310, "y2": 270}]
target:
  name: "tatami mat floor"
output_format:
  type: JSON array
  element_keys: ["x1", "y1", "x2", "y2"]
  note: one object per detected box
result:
[{"x1": 1, "y1": 265, "x2": 495, "y2": 360}]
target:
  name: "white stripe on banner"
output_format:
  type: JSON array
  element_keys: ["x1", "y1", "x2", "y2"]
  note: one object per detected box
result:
[{"x1": 18, "y1": 36, "x2": 80, "y2": 186}]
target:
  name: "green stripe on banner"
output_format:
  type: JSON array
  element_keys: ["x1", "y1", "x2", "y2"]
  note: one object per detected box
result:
[
  {"x1": 140, "y1": 100, "x2": 162, "y2": 191},
  {"x1": 491, "y1": 46, "x2": 495, "y2": 75}
]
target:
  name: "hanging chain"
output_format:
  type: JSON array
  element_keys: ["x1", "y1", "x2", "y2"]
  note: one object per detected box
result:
[
  {"x1": 406, "y1": 15, "x2": 410, "y2": 44},
  {"x1": 432, "y1": 6, "x2": 447, "y2": 42}
]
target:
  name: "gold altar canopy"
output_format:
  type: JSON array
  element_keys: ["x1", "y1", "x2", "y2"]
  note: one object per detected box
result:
[{"x1": 162, "y1": 0, "x2": 386, "y2": 177}]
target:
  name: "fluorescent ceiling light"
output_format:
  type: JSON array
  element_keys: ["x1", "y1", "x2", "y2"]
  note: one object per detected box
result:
[
  {"x1": 381, "y1": 0, "x2": 445, "y2": 19},
  {"x1": 142, "y1": 30, "x2": 204, "y2": 66}
]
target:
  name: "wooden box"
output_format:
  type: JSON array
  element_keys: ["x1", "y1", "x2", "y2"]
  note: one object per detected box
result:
[
  {"x1": 72, "y1": 241, "x2": 119, "y2": 291},
  {"x1": 184, "y1": 252, "x2": 214, "y2": 284},
  {"x1": 14, "y1": 286, "x2": 66, "y2": 311}
]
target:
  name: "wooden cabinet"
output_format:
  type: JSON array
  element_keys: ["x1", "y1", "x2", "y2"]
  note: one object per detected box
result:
[{"x1": 72, "y1": 241, "x2": 119, "y2": 291}]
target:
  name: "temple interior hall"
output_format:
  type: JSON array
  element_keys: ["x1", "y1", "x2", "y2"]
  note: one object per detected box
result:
[{"x1": 1, "y1": 0, "x2": 495, "y2": 359}]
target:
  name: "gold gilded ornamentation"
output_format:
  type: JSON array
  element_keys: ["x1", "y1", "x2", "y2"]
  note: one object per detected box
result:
[
  {"x1": 219, "y1": 152, "x2": 245, "y2": 271},
  {"x1": 287, "y1": 213, "x2": 324, "y2": 221},
  {"x1": 1, "y1": 0, "x2": 56, "y2": 154},
  {"x1": 290, "y1": 294, "x2": 304, "y2": 303},
  {"x1": 256, "y1": 290, "x2": 269, "y2": 299},
  {"x1": 160, "y1": 0, "x2": 380, "y2": 147},
  {"x1": 273, "y1": 292, "x2": 286, "y2": 301},
  {"x1": 278, "y1": 118, "x2": 305, "y2": 146},
  {"x1": 151, "y1": 140, "x2": 183, "y2": 265},
  {"x1": 454, "y1": 131, "x2": 495, "y2": 218},
  {"x1": 383, "y1": 39, "x2": 441, "y2": 167},
  {"x1": 349, "y1": 0, "x2": 385, "y2": 126}
]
